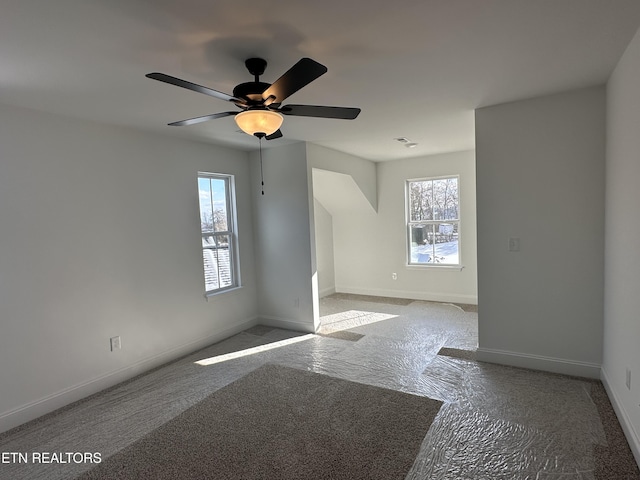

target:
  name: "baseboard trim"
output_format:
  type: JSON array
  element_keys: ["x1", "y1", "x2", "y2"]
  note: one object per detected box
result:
[
  {"x1": 476, "y1": 347, "x2": 601, "y2": 379},
  {"x1": 319, "y1": 286, "x2": 336, "y2": 298},
  {"x1": 258, "y1": 315, "x2": 316, "y2": 334},
  {"x1": 601, "y1": 367, "x2": 640, "y2": 467},
  {"x1": 0, "y1": 317, "x2": 259, "y2": 434},
  {"x1": 335, "y1": 285, "x2": 477, "y2": 305}
]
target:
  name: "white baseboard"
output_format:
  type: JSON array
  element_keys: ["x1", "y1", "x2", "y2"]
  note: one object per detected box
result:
[
  {"x1": 0, "y1": 317, "x2": 259, "y2": 434},
  {"x1": 319, "y1": 286, "x2": 336, "y2": 298},
  {"x1": 476, "y1": 347, "x2": 601, "y2": 379},
  {"x1": 258, "y1": 315, "x2": 316, "y2": 333},
  {"x1": 335, "y1": 285, "x2": 477, "y2": 305},
  {"x1": 601, "y1": 367, "x2": 640, "y2": 467}
]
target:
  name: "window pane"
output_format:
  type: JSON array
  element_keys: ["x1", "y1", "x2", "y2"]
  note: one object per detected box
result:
[
  {"x1": 433, "y1": 178, "x2": 458, "y2": 220},
  {"x1": 409, "y1": 181, "x2": 433, "y2": 221},
  {"x1": 433, "y1": 222, "x2": 459, "y2": 264},
  {"x1": 202, "y1": 234, "x2": 232, "y2": 291},
  {"x1": 409, "y1": 224, "x2": 435, "y2": 264},
  {"x1": 198, "y1": 177, "x2": 214, "y2": 232},
  {"x1": 198, "y1": 178, "x2": 229, "y2": 233},
  {"x1": 409, "y1": 223, "x2": 459, "y2": 265},
  {"x1": 210, "y1": 178, "x2": 228, "y2": 232}
]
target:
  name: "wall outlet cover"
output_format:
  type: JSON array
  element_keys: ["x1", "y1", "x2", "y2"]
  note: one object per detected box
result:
[{"x1": 110, "y1": 336, "x2": 121, "y2": 351}]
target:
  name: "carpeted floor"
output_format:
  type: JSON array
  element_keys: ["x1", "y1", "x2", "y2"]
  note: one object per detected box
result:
[
  {"x1": 78, "y1": 364, "x2": 442, "y2": 480},
  {"x1": 327, "y1": 292, "x2": 415, "y2": 306},
  {"x1": 0, "y1": 293, "x2": 638, "y2": 479}
]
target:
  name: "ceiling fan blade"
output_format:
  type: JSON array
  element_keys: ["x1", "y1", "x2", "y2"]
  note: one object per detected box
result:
[
  {"x1": 168, "y1": 111, "x2": 237, "y2": 127},
  {"x1": 261, "y1": 58, "x2": 327, "y2": 104},
  {"x1": 146, "y1": 73, "x2": 243, "y2": 104},
  {"x1": 279, "y1": 104, "x2": 361, "y2": 120},
  {"x1": 265, "y1": 129, "x2": 283, "y2": 140}
]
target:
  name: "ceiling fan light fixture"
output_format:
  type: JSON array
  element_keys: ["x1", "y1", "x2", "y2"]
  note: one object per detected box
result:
[{"x1": 235, "y1": 110, "x2": 283, "y2": 136}]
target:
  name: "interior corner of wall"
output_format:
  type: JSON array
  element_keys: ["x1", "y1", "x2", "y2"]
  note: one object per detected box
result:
[{"x1": 367, "y1": 194, "x2": 378, "y2": 214}]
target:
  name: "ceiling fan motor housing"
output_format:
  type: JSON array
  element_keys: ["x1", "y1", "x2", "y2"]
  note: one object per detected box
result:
[
  {"x1": 233, "y1": 81, "x2": 271, "y2": 104},
  {"x1": 231, "y1": 58, "x2": 271, "y2": 104}
]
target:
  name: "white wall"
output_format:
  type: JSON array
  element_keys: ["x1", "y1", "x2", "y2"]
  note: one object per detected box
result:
[
  {"x1": 314, "y1": 150, "x2": 477, "y2": 304},
  {"x1": 251, "y1": 142, "x2": 316, "y2": 332},
  {"x1": 313, "y1": 199, "x2": 336, "y2": 297},
  {"x1": 0, "y1": 103, "x2": 258, "y2": 433},
  {"x1": 475, "y1": 87, "x2": 605, "y2": 378},
  {"x1": 603, "y1": 25, "x2": 640, "y2": 463}
]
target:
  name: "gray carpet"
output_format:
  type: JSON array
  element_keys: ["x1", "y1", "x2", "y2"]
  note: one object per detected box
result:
[
  {"x1": 78, "y1": 364, "x2": 443, "y2": 480},
  {"x1": 437, "y1": 346, "x2": 477, "y2": 361},
  {"x1": 328, "y1": 292, "x2": 415, "y2": 306}
]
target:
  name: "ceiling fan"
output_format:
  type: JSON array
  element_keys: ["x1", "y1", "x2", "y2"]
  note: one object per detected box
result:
[{"x1": 146, "y1": 57, "x2": 361, "y2": 140}]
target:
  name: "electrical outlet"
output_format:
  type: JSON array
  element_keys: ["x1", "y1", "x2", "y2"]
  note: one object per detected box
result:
[
  {"x1": 110, "y1": 336, "x2": 121, "y2": 351},
  {"x1": 508, "y1": 237, "x2": 521, "y2": 252},
  {"x1": 391, "y1": 273, "x2": 397, "y2": 280},
  {"x1": 626, "y1": 367, "x2": 632, "y2": 390}
]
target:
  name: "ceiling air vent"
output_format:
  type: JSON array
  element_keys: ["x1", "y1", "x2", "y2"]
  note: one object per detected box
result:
[{"x1": 394, "y1": 137, "x2": 418, "y2": 148}]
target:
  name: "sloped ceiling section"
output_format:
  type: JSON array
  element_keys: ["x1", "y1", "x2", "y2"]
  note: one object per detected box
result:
[{"x1": 312, "y1": 169, "x2": 376, "y2": 216}]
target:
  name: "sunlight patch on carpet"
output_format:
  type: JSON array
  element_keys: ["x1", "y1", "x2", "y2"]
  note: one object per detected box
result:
[
  {"x1": 194, "y1": 334, "x2": 315, "y2": 366},
  {"x1": 318, "y1": 309, "x2": 398, "y2": 335}
]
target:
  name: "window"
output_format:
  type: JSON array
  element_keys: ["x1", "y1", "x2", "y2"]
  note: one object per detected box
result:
[
  {"x1": 407, "y1": 176, "x2": 460, "y2": 265},
  {"x1": 198, "y1": 173, "x2": 238, "y2": 294}
]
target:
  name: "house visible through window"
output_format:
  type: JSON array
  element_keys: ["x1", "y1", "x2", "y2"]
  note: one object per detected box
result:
[
  {"x1": 198, "y1": 173, "x2": 238, "y2": 293},
  {"x1": 407, "y1": 176, "x2": 460, "y2": 265}
]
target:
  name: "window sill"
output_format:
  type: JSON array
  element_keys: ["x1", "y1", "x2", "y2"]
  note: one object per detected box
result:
[
  {"x1": 405, "y1": 264, "x2": 465, "y2": 272},
  {"x1": 204, "y1": 285, "x2": 243, "y2": 301}
]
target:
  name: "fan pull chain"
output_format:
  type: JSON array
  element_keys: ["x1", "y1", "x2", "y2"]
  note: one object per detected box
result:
[{"x1": 259, "y1": 136, "x2": 265, "y2": 195}]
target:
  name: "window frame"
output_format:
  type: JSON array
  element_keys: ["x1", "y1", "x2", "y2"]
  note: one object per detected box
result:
[
  {"x1": 197, "y1": 172, "x2": 240, "y2": 296},
  {"x1": 405, "y1": 175, "x2": 461, "y2": 267}
]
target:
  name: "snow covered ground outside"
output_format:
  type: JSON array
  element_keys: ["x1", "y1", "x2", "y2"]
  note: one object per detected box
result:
[{"x1": 410, "y1": 240, "x2": 459, "y2": 265}]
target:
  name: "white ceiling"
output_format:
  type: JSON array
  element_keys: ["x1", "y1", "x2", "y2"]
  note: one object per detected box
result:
[{"x1": 2, "y1": 0, "x2": 640, "y2": 162}]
